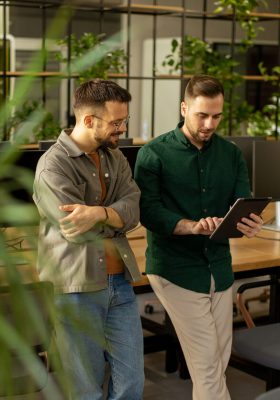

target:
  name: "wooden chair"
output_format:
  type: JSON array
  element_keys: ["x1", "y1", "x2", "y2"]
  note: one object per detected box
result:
[
  {"x1": 0, "y1": 281, "x2": 55, "y2": 396},
  {"x1": 232, "y1": 278, "x2": 280, "y2": 390}
]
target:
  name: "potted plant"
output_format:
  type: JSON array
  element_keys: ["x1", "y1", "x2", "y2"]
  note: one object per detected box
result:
[{"x1": 2, "y1": 100, "x2": 61, "y2": 148}]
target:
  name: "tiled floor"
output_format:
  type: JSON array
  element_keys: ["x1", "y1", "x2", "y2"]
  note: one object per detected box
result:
[
  {"x1": 143, "y1": 350, "x2": 265, "y2": 400},
  {"x1": 3, "y1": 345, "x2": 266, "y2": 400},
  {"x1": 1, "y1": 288, "x2": 270, "y2": 399}
]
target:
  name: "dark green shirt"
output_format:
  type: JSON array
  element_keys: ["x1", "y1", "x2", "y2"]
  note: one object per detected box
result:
[{"x1": 134, "y1": 122, "x2": 251, "y2": 294}]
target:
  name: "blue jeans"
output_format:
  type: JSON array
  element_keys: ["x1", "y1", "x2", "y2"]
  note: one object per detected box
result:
[{"x1": 54, "y1": 274, "x2": 144, "y2": 400}]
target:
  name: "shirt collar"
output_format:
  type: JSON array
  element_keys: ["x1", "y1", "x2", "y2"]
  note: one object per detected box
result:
[
  {"x1": 57, "y1": 129, "x2": 112, "y2": 158},
  {"x1": 57, "y1": 129, "x2": 86, "y2": 157}
]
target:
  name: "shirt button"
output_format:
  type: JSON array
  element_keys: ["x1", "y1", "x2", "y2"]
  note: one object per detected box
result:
[
  {"x1": 204, "y1": 208, "x2": 207, "y2": 213},
  {"x1": 123, "y1": 254, "x2": 128, "y2": 258},
  {"x1": 202, "y1": 188, "x2": 206, "y2": 192},
  {"x1": 205, "y1": 247, "x2": 208, "y2": 252},
  {"x1": 99, "y1": 258, "x2": 103, "y2": 262},
  {"x1": 201, "y1": 169, "x2": 204, "y2": 173},
  {"x1": 95, "y1": 196, "x2": 98, "y2": 200},
  {"x1": 104, "y1": 173, "x2": 109, "y2": 178},
  {"x1": 92, "y1": 173, "x2": 96, "y2": 177}
]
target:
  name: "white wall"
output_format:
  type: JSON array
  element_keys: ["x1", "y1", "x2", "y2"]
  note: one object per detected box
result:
[{"x1": 141, "y1": 38, "x2": 181, "y2": 138}]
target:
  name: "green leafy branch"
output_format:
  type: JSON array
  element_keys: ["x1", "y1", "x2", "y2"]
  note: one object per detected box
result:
[
  {"x1": 214, "y1": 0, "x2": 267, "y2": 50},
  {"x1": 162, "y1": 36, "x2": 242, "y2": 91},
  {"x1": 55, "y1": 32, "x2": 127, "y2": 83},
  {"x1": 247, "y1": 63, "x2": 280, "y2": 137}
]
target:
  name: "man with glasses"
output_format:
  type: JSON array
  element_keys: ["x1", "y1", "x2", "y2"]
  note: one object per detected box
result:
[{"x1": 33, "y1": 79, "x2": 144, "y2": 399}]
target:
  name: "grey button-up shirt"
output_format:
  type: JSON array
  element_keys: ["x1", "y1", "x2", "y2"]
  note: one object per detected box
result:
[{"x1": 33, "y1": 130, "x2": 142, "y2": 293}]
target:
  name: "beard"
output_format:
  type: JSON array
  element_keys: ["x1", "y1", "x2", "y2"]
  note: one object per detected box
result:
[
  {"x1": 191, "y1": 130, "x2": 211, "y2": 143},
  {"x1": 95, "y1": 132, "x2": 121, "y2": 150},
  {"x1": 185, "y1": 121, "x2": 212, "y2": 144}
]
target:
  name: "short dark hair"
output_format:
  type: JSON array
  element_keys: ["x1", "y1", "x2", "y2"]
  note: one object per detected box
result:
[
  {"x1": 184, "y1": 74, "x2": 224, "y2": 101},
  {"x1": 73, "y1": 79, "x2": 131, "y2": 111}
]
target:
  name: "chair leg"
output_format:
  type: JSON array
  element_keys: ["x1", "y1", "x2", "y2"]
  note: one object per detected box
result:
[
  {"x1": 266, "y1": 369, "x2": 280, "y2": 390},
  {"x1": 164, "y1": 313, "x2": 191, "y2": 379},
  {"x1": 165, "y1": 339, "x2": 191, "y2": 379},
  {"x1": 178, "y1": 346, "x2": 190, "y2": 380},
  {"x1": 165, "y1": 344, "x2": 179, "y2": 373}
]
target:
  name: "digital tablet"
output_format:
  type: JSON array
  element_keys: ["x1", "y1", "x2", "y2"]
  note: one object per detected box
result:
[{"x1": 210, "y1": 197, "x2": 271, "y2": 241}]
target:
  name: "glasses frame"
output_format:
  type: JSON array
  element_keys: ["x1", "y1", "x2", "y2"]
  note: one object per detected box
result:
[{"x1": 90, "y1": 114, "x2": 130, "y2": 133}]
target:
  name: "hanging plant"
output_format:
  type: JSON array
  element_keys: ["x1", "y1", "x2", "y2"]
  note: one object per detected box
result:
[
  {"x1": 55, "y1": 32, "x2": 127, "y2": 83},
  {"x1": 214, "y1": 0, "x2": 267, "y2": 51}
]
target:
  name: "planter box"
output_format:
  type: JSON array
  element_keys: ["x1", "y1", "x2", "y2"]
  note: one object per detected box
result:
[{"x1": 38, "y1": 140, "x2": 57, "y2": 150}]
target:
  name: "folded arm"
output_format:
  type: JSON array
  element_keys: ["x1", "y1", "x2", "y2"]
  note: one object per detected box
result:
[{"x1": 59, "y1": 203, "x2": 124, "y2": 238}]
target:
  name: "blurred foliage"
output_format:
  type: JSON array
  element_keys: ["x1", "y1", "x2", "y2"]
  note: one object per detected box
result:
[
  {"x1": 55, "y1": 32, "x2": 127, "y2": 83},
  {"x1": 0, "y1": 4, "x2": 73, "y2": 396},
  {"x1": 3, "y1": 100, "x2": 61, "y2": 142}
]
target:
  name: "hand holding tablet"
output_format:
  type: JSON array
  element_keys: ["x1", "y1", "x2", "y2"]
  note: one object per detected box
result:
[{"x1": 210, "y1": 197, "x2": 271, "y2": 241}]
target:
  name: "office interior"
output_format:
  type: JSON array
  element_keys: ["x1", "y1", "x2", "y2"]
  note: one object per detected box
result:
[{"x1": 1, "y1": 0, "x2": 280, "y2": 399}]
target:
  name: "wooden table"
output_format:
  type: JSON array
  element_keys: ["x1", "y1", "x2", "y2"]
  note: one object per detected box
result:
[
  {"x1": 128, "y1": 225, "x2": 280, "y2": 278},
  {"x1": 231, "y1": 230, "x2": 280, "y2": 272}
]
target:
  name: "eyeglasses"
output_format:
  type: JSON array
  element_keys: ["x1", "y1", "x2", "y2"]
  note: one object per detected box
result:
[{"x1": 91, "y1": 114, "x2": 130, "y2": 132}]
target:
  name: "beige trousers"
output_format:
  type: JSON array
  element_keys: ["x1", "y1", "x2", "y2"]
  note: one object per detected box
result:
[{"x1": 148, "y1": 274, "x2": 233, "y2": 400}]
